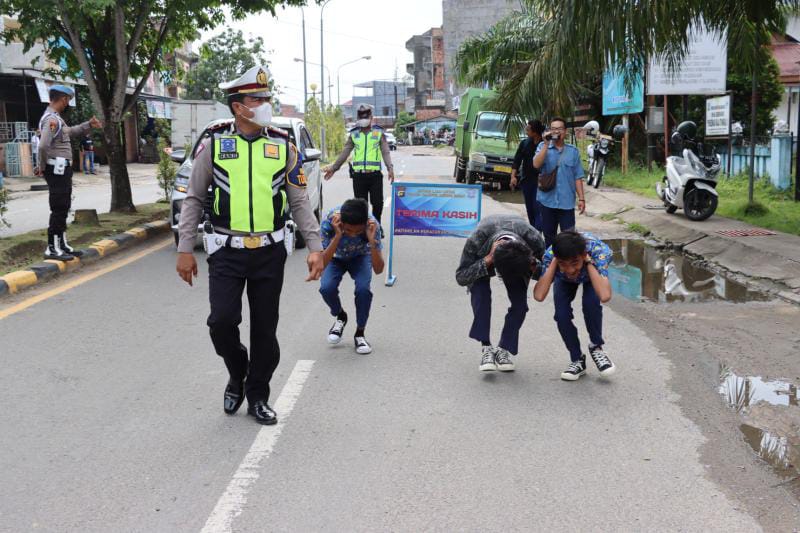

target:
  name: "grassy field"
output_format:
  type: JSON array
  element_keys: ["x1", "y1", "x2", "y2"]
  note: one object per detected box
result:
[
  {"x1": 0, "y1": 203, "x2": 170, "y2": 276},
  {"x1": 602, "y1": 167, "x2": 800, "y2": 236}
]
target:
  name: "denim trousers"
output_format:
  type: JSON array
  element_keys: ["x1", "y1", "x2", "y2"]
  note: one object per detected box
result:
[
  {"x1": 553, "y1": 277, "x2": 605, "y2": 362},
  {"x1": 319, "y1": 254, "x2": 373, "y2": 328}
]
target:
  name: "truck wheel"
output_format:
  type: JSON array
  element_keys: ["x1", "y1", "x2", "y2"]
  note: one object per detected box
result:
[{"x1": 454, "y1": 157, "x2": 466, "y2": 183}]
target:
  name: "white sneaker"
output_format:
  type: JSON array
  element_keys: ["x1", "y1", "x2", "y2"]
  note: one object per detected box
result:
[
  {"x1": 495, "y1": 348, "x2": 515, "y2": 372},
  {"x1": 327, "y1": 316, "x2": 347, "y2": 344},
  {"x1": 354, "y1": 336, "x2": 372, "y2": 354},
  {"x1": 479, "y1": 346, "x2": 497, "y2": 372}
]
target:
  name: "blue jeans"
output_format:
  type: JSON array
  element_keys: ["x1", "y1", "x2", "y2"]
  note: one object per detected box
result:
[
  {"x1": 83, "y1": 151, "x2": 95, "y2": 173},
  {"x1": 319, "y1": 255, "x2": 373, "y2": 328},
  {"x1": 553, "y1": 278, "x2": 604, "y2": 362},
  {"x1": 469, "y1": 275, "x2": 529, "y2": 355},
  {"x1": 520, "y1": 177, "x2": 541, "y2": 230},
  {"x1": 540, "y1": 206, "x2": 575, "y2": 248}
]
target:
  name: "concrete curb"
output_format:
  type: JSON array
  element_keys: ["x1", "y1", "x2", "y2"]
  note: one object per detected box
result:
[{"x1": 0, "y1": 220, "x2": 169, "y2": 298}]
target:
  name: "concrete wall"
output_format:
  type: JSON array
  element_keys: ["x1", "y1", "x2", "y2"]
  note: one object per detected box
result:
[{"x1": 442, "y1": 0, "x2": 517, "y2": 109}]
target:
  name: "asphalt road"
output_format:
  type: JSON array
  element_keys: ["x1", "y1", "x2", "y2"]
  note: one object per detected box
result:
[{"x1": 0, "y1": 146, "x2": 793, "y2": 531}]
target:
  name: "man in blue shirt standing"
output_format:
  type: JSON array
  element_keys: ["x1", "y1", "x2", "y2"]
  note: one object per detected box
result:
[
  {"x1": 319, "y1": 198, "x2": 385, "y2": 354},
  {"x1": 532, "y1": 117, "x2": 587, "y2": 247},
  {"x1": 534, "y1": 230, "x2": 616, "y2": 381}
]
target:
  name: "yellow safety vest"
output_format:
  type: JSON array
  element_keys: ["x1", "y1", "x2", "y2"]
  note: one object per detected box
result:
[
  {"x1": 351, "y1": 128, "x2": 383, "y2": 173},
  {"x1": 211, "y1": 133, "x2": 288, "y2": 233}
]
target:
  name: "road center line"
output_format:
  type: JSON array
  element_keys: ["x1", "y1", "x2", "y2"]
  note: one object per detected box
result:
[
  {"x1": 200, "y1": 360, "x2": 315, "y2": 533},
  {"x1": 0, "y1": 238, "x2": 171, "y2": 321}
]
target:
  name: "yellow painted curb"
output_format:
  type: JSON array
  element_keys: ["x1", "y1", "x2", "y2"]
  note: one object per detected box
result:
[
  {"x1": 1, "y1": 271, "x2": 38, "y2": 294},
  {"x1": 125, "y1": 227, "x2": 147, "y2": 239},
  {"x1": 89, "y1": 239, "x2": 120, "y2": 257},
  {"x1": 43, "y1": 260, "x2": 67, "y2": 273},
  {"x1": 63, "y1": 257, "x2": 81, "y2": 271}
]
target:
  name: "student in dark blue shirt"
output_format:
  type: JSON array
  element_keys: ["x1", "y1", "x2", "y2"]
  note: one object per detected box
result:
[{"x1": 510, "y1": 119, "x2": 544, "y2": 230}]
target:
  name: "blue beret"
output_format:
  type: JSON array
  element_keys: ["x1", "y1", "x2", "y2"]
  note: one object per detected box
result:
[{"x1": 49, "y1": 85, "x2": 75, "y2": 97}]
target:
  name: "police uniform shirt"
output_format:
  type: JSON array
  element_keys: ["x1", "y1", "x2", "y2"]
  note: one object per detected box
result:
[
  {"x1": 38, "y1": 105, "x2": 91, "y2": 163},
  {"x1": 328, "y1": 125, "x2": 393, "y2": 173},
  {"x1": 177, "y1": 123, "x2": 323, "y2": 254}
]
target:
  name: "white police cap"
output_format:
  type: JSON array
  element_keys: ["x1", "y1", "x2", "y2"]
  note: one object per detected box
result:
[{"x1": 219, "y1": 65, "x2": 273, "y2": 98}]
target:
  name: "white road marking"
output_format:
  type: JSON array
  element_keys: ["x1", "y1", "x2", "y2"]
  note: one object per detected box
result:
[{"x1": 200, "y1": 360, "x2": 315, "y2": 533}]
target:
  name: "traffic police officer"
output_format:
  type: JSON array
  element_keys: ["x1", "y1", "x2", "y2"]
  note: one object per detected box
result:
[
  {"x1": 37, "y1": 85, "x2": 102, "y2": 260},
  {"x1": 176, "y1": 66, "x2": 324, "y2": 425},
  {"x1": 323, "y1": 104, "x2": 394, "y2": 223}
]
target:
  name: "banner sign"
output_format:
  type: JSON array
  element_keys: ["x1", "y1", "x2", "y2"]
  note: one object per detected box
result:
[
  {"x1": 647, "y1": 27, "x2": 727, "y2": 95},
  {"x1": 602, "y1": 69, "x2": 644, "y2": 115},
  {"x1": 392, "y1": 183, "x2": 481, "y2": 238},
  {"x1": 705, "y1": 94, "x2": 731, "y2": 137},
  {"x1": 386, "y1": 182, "x2": 482, "y2": 286}
]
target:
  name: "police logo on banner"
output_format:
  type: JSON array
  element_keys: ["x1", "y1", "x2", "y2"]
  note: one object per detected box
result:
[{"x1": 219, "y1": 138, "x2": 239, "y2": 160}]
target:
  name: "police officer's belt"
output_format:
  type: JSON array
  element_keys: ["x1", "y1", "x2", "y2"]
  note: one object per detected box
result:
[
  {"x1": 213, "y1": 228, "x2": 286, "y2": 249},
  {"x1": 47, "y1": 158, "x2": 71, "y2": 166}
]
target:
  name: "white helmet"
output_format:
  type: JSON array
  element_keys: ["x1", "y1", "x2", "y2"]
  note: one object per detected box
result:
[{"x1": 583, "y1": 120, "x2": 600, "y2": 135}]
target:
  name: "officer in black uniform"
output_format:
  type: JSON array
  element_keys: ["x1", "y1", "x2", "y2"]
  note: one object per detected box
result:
[{"x1": 176, "y1": 66, "x2": 324, "y2": 425}]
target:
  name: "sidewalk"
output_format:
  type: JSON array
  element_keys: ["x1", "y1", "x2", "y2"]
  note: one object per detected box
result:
[
  {"x1": 3, "y1": 163, "x2": 158, "y2": 194},
  {"x1": 586, "y1": 185, "x2": 800, "y2": 303}
]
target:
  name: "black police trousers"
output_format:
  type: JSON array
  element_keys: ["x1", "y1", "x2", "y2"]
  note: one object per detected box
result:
[
  {"x1": 207, "y1": 243, "x2": 287, "y2": 404},
  {"x1": 44, "y1": 164, "x2": 73, "y2": 233},
  {"x1": 352, "y1": 170, "x2": 384, "y2": 223}
]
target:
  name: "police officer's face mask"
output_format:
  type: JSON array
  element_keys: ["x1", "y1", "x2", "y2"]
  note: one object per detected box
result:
[
  {"x1": 239, "y1": 101, "x2": 273, "y2": 128},
  {"x1": 356, "y1": 114, "x2": 371, "y2": 128}
]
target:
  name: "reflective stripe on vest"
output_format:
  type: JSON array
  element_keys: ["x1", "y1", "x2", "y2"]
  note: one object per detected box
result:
[
  {"x1": 351, "y1": 129, "x2": 382, "y2": 172},
  {"x1": 211, "y1": 134, "x2": 287, "y2": 233}
]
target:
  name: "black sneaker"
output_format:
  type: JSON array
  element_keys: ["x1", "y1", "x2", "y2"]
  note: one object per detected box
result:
[
  {"x1": 589, "y1": 345, "x2": 616, "y2": 376},
  {"x1": 354, "y1": 336, "x2": 372, "y2": 354},
  {"x1": 495, "y1": 347, "x2": 515, "y2": 372},
  {"x1": 327, "y1": 316, "x2": 347, "y2": 344},
  {"x1": 479, "y1": 346, "x2": 496, "y2": 372},
  {"x1": 561, "y1": 357, "x2": 587, "y2": 381}
]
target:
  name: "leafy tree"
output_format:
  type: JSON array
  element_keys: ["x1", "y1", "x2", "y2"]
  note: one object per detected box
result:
[
  {"x1": 324, "y1": 104, "x2": 345, "y2": 157},
  {"x1": 183, "y1": 28, "x2": 275, "y2": 102},
  {"x1": 156, "y1": 139, "x2": 177, "y2": 202},
  {"x1": 0, "y1": 0, "x2": 310, "y2": 212},
  {"x1": 455, "y1": 0, "x2": 800, "y2": 204},
  {"x1": 395, "y1": 111, "x2": 416, "y2": 130},
  {"x1": 305, "y1": 96, "x2": 323, "y2": 150}
]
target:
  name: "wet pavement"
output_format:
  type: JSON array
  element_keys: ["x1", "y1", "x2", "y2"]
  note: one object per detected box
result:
[
  {"x1": 719, "y1": 367, "x2": 800, "y2": 493},
  {"x1": 606, "y1": 239, "x2": 772, "y2": 304}
]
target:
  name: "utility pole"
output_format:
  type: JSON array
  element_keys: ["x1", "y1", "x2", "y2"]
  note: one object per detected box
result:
[
  {"x1": 320, "y1": 0, "x2": 333, "y2": 160},
  {"x1": 301, "y1": 8, "x2": 307, "y2": 113}
]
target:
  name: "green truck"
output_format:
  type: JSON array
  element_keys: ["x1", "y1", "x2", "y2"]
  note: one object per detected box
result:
[{"x1": 453, "y1": 88, "x2": 523, "y2": 189}]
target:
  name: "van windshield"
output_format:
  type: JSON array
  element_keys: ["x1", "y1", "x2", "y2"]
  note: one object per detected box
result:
[{"x1": 475, "y1": 112, "x2": 522, "y2": 139}]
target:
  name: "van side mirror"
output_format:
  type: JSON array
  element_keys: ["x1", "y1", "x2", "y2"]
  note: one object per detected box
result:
[
  {"x1": 169, "y1": 149, "x2": 186, "y2": 164},
  {"x1": 305, "y1": 148, "x2": 322, "y2": 162}
]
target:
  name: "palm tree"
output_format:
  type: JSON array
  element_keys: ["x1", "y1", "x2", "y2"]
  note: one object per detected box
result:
[{"x1": 456, "y1": 0, "x2": 800, "y2": 205}]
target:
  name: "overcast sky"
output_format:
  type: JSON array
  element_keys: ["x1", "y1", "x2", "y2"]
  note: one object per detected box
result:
[{"x1": 197, "y1": 0, "x2": 443, "y2": 109}]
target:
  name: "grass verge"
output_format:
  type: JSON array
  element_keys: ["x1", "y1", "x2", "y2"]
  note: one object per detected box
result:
[
  {"x1": 0, "y1": 203, "x2": 169, "y2": 276},
  {"x1": 603, "y1": 167, "x2": 800, "y2": 236}
]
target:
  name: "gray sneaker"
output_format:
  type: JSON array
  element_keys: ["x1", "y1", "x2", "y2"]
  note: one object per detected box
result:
[
  {"x1": 495, "y1": 347, "x2": 515, "y2": 372},
  {"x1": 479, "y1": 346, "x2": 497, "y2": 372}
]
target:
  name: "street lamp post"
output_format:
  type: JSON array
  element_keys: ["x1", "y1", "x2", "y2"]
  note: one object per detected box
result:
[
  {"x1": 337, "y1": 55, "x2": 371, "y2": 108},
  {"x1": 320, "y1": 0, "x2": 334, "y2": 160}
]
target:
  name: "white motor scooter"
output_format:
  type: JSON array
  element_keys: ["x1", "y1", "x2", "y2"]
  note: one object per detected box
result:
[{"x1": 656, "y1": 121, "x2": 720, "y2": 221}]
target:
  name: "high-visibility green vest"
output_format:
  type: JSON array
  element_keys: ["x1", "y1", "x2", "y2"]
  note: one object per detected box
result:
[
  {"x1": 211, "y1": 133, "x2": 288, "y2": 233},
  {"x1": 350, "y1": 127, "x2": 383, "y2": 172}
]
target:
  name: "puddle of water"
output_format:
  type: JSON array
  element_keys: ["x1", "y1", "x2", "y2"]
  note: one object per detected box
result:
[
  {"x1": 718, "y1": 367, "x2": 800, "y2": 487},
  {"x1": 605, "y1": 239, "x2": 771, "y2": 304}
]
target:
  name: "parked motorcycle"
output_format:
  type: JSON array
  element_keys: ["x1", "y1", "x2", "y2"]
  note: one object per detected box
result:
[
  {"x1": 656, "y1": 121, "x2": 720, "y2": 221},
  {"x1": 583, "y1": 121, "x2": 627, "y2": 188}
]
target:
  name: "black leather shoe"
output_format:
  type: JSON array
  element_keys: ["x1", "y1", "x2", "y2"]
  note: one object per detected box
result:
[
  {"x1": 247, "y1": 400, "x2": 278, "y2": 425},
  {"x1": 223, "y1": 379, "x2": 245, "y2": 415}
]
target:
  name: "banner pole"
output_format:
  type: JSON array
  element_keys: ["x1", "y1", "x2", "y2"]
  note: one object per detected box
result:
[{"x1": 385, "y1": 182, "x2": 397, "y2": 286}]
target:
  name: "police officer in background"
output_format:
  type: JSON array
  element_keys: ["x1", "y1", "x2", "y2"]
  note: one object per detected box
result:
[
  {"x1": 175, "y1": 66, "x2": 324, "y2": 425},
  {"x1": 37, "y1": 85, "x2": 102, "y2": 260},
  {"x1": 323, "y1": 104, "x2": 394, "y2": 224}
]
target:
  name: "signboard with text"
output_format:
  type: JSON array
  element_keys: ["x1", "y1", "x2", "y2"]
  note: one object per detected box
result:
[
  {"x1": 705, "y1": 95, "x2": 731, "y2": 137},
  {"x1": 386, "y1": 182, "x2": 482, "y2": 286},
  {"x1": 602, "y1": 70, "x2": 644, "y2": 115},
  {"x1": 648, "y1": 28, "x2": 727, "y2": 95}
]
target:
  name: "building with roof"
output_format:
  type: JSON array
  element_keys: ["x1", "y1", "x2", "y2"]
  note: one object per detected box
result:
[
  {"x1": 771, "y1": 35, "x2": 800, "y2": 136},
  {"x1": 349, "y1": 79, "x2": 413, "y2": 126}
]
